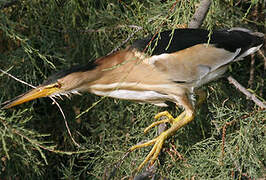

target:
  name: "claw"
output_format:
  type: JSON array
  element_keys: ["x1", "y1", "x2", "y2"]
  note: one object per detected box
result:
[{"x1": 144, "y1": 111, "x2": 174, "y2": 134}]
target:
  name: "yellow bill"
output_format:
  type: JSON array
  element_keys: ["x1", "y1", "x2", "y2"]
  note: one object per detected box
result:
[{"x1": 2, "y1": 85, "x2": 60, "y2": 109}]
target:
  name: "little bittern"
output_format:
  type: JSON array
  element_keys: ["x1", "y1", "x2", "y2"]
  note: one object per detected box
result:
[{"x1": 2, "y1": 28, "x2": 264, "y2": 171}]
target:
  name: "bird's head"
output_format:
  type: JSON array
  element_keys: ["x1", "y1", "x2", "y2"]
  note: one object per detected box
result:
[{"x1": 2, "y1": 63, "x2": 98, "y2": 109}]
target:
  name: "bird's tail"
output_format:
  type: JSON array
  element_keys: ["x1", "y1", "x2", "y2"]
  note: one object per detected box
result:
[{"x1": 229, "y1": 27, "x2": 264, "y2": 61}]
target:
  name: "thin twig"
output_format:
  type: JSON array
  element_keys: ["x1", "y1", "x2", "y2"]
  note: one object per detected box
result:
[
  {"x1": 248, "y1": 3, "x2": 258, "y2": 91},
  {"x1": 76, "y1": 25, "x2": 143, "y2": 34},
  {"x1": 248, "y1": 54, "x2": 255, "y2": 88},
  {"x1": 257, "y1": 49, "x2": 266, "y2": 97},
  {"x1": 247, "y1": 54, "x2": 255, "y2": 108},
  {"x1": 0, "y1": 68, "x2": 82, "y2": 147},
  {"x1": 107, "y1": 151, "x2": 130, "y2": 180},
  {"x1": 51, "y1": 98, "x2": 81, "y2": 148},
  {"x1": 257, "y1": 49, "x2": 266, "y2": 62},
  {"x1": 80, "y1": 25, "x2": 143, "y2": 33},
  {"x1": 221, "y1": 123, "x2": 227, "y2": 164},
  {"x1": 0, "y1": 68, "x2": 36, "y2": 88},
  {"x1": 107, "y1": 26, "x2": 143, "y2": 55},
  {"x1": 227, "y1": 76, "x2": 266, "y2": 109},
  {"x1": 143, "y1": 1, "x2": 179, "y2": 54}
]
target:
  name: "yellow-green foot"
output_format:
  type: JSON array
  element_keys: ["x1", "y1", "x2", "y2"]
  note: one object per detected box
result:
[
  {"x1": 130, "y1": 130, "x2": 168, "y2": 171},
  {"x1": 130, "y1": 109, "x2": 195, "y2": 171}
]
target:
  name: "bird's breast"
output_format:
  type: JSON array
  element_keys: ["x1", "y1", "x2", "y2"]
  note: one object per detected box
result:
[{"x1": 90, "y1": 88, "x2": 173, "y2": 107}]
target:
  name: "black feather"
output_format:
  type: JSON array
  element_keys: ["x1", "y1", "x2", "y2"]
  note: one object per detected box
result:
[{"x1": 131, "y1": 28, "x2": 264, "y2": 56}]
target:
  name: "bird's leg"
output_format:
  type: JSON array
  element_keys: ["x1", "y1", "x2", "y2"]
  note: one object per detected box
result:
[
  {"x1": 130, "y1": 96, "x2": 195, "y2": 171},
  {"x1": 143, "y1": 89, "x2": 205, "y2": 134}
]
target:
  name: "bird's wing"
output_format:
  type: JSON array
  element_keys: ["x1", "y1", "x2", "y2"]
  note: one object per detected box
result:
[
  {"x1": 145, "y1": 44, "x2": 241, "y2": 83},
  {"x1": 133, "y1": 28, "x2": 263, "y2": 83}
]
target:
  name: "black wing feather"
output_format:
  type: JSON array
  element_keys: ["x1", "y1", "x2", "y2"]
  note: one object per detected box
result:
[{"x1": 131, "y1": 28, "x2": 264, "y2": 56}]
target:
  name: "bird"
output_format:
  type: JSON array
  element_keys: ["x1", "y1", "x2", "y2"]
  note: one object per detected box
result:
[{"x1": 2, "y1": 28, "x2": 264, "y2": 171}]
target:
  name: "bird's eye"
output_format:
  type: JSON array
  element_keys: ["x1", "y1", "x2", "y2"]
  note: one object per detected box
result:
[{"x1": 54, "y1": 82, "x2": 62, "y2": 88}]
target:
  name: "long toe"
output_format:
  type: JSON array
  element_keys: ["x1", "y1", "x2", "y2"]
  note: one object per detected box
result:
[{"x1": 135, "y1": 132, "x2": 168, "y2": 171}]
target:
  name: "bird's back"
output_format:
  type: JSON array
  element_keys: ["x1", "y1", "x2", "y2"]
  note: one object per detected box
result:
[{"x1": 131, "y1": 28, "x2": 264, "y2": 58}]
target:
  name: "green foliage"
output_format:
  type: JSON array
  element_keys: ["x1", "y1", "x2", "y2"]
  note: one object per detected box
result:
[{"x1": 0, "y1": 0, "x2": 265, "y2": 179}]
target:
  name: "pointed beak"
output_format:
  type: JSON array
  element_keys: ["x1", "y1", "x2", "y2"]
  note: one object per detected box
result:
[{"x1": 1, "y1": 85, "x2": 60, "y2": 109}]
